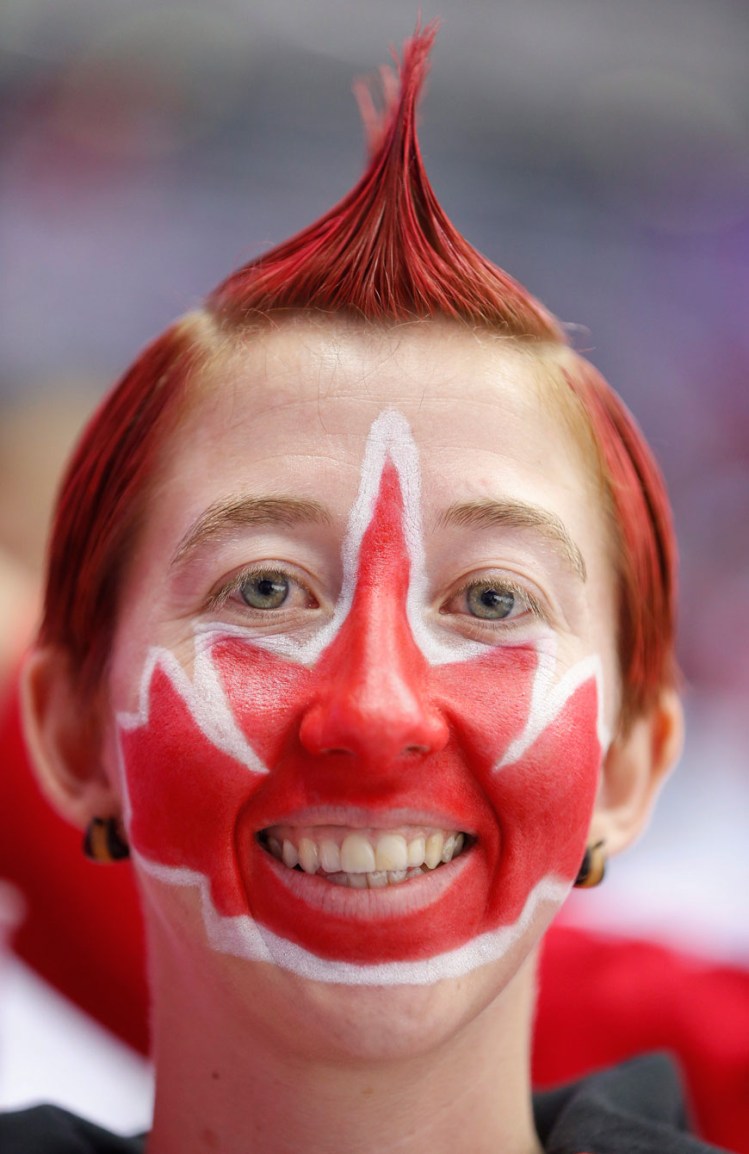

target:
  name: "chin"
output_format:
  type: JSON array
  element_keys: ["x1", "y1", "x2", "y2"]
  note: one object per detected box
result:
[
  {"x1": 142, "y1": 874, "x2": 542, "y2": 1065},
  {"x1": 223, "y1": 952, "x2": 532, "y2": 1066}
]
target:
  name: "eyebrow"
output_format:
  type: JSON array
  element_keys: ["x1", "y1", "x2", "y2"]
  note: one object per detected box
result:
[
  {"x1": 170, "y1": 496, "x2": 333, "y2": 569},
  {"x1": 437, "y1": 499, "x2": 587, "y2": 582}
]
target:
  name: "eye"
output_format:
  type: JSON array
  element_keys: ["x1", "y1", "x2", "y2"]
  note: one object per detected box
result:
[
  {"x1": 206, "y1": 564, "x2": 318, "y2": 619},
  {"x1": 239, "y1": 571, "x2": 291, "y2": 610},
  {"x1": 441, "y1": 574, "x2": 543, "y2": 630}
]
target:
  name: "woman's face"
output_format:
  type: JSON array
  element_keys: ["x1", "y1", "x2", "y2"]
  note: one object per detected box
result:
[{"x1": 104, "y1": 319, "x2": 621, "y2": 1046}]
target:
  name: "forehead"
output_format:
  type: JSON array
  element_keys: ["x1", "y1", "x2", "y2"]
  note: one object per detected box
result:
[{"x1": 166, "y1": 319, "x2": 598, "y2": 523}]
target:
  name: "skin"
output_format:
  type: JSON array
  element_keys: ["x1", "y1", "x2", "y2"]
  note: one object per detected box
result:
[{"x1": 24, "y1": 318, "x2": 682, "y2": 1154}]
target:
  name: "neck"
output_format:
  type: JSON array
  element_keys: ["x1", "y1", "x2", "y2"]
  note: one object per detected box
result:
[{"x1": 145, "y1": 917, "x2": 543, "y2": 1154}]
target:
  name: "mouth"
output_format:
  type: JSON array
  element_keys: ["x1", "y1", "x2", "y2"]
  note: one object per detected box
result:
[{"x1": 257, "y1": 824, "x2": 473, "y2": 889}]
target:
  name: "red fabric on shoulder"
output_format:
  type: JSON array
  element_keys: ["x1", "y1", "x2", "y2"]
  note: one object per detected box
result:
[
  {"x1": 0, "y1": 672, "x2": 149, "y2": 1054},
  {"x1": 534, "y1": 924, "x2": 749, "y2": 1154}
]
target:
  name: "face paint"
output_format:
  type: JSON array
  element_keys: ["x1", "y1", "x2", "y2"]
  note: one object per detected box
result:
[{"x1": 119, "y1": 412, "x2": 606, "y2": 984}]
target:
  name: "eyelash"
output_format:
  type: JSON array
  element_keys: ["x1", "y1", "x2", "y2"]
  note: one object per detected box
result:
[
  {"x1": 205, "y1": 565, "x2": 317, "y2": 615},
  {"x1": 443, "y1": 575, "x2": 545, "y2": 625}
]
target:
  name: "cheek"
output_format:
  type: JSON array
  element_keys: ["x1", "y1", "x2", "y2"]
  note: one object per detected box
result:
[
  {"x1": 213, "y1": 639, "x2": 315, "y2": 767},
  {"x1": 485, "y1": 676, "x2": 602, "y2": 917},
  {"x1": 433, "y1": 653, "x2": 603, "y2": 924},
  {"x1": 121, "y1": 661, "x2": 266, "y2": 917},
  {"x1": 119, "y1": 640, "x2": 320, "y2": 920}
]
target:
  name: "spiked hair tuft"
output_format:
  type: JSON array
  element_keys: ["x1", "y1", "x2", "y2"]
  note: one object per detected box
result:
[{"x1": 209, "y1": 23, "x2": 563, "y2": 339}]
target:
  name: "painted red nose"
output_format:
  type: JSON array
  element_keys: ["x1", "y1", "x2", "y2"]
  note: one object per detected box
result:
[
  {"x1": 298, "y1": 586, "x2": 449, "y2": 763},
  {"x1": 298, "y1": 462, "x2": 449, "y2": 765}
]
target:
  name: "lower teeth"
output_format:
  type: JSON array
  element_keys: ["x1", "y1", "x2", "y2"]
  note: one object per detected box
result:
[{"x1": 323, "y1": 867, "x2": 425, "y2": 888}]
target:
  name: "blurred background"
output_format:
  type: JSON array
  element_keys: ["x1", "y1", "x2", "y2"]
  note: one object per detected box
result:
[{"x1": 1, "y1": 0, "x2": 747, "y2": 1133}]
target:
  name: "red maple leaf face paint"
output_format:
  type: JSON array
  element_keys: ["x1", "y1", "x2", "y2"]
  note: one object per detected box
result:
[{"x1": 119, "y1": 411, "x2": 607, "y2": 984}]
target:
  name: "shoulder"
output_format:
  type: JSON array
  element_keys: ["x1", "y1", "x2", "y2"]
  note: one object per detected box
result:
[
  {"x1": 533, "y1": 1053, "x2": 731, "y2": 1153},
  {"x1": 0, "y1": 1105, "x2": 145, "y2": 1153}
]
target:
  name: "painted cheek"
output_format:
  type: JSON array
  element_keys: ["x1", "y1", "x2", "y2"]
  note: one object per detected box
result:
[
  {"x1": 121, "y1": 665, "x2": 259, "y2": 916},
  {"x1": 213, "y1": 643, "x2": 314, "y2": 771},
  {"x1": 430, "y1": 654, "x2": 602, "y2": 914},
  {"x1": 481, "y1": 674, "x2": 601, "y2": 922}
]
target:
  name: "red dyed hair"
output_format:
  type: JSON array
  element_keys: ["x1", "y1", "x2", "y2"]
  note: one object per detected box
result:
[{"x1": 40, "y1": 23, "x2": 676, "y2": 722}]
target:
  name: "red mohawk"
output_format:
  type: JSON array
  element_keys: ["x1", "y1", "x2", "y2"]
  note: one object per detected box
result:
[{"x1": 209, "y1": 23, "x2": 563, "y2": 339}]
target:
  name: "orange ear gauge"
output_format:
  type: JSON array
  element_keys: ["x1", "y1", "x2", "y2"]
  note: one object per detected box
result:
[
  {"x1": 573, "y1": 840, "x2": 606, "y2": 888},
  {"x1": 83, "y1": 816, "x2": 130, "y2": 863}
]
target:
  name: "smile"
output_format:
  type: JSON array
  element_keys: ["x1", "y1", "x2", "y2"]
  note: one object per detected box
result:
[{"x1": 258, "y1": 825, "x2": 471, "y2": 889}]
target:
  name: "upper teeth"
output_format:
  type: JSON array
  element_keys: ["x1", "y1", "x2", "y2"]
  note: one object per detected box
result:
[{"x1": 262, "y1": 827, "x2": 466, "y2": 876}]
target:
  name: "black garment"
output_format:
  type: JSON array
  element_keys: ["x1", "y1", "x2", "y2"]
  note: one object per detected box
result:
[
  {"x1": 533, "y1": 1053, "x2": 729, "y2": 1152},
  {"x1": 0, "y1": 1105, "x2": 145, "y2": 1153},
  {"x1": 0, "y1": 1054, "x2": 730, "y2": 1153}
]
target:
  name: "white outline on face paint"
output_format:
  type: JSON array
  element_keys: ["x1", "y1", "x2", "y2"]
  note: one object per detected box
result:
[
  {"x1": 117, "y1": 409, "x2": 608, "y2": 984},
  {"x1": 499, "y1": 653, "x2": 610, "y2": 770},
  {"x1": 118, "y1": 645, "x2": 266, "y2": 775}
]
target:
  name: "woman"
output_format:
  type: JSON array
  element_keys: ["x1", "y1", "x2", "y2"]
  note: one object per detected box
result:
[{"x1": 6, "y1": 25, "x2": 725, "y2": 1154}]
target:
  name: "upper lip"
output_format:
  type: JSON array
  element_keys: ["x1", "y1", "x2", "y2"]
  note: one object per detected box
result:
[{"x1": 255, "y1": 805, "x2": 477, "y2": 836}]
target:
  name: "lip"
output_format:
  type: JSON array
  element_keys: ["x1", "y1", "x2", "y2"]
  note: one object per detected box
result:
[{"x1": 250, "y1": 805, "x2": 479, "y2": 836}]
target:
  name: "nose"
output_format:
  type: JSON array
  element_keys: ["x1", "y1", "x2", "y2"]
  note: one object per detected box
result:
[
  {"x1": 298, "y1": 460, "x2": 449, "y2": 766},
  {"x1": 299, "y1": 587, "x2": 449, "y2": 764}
]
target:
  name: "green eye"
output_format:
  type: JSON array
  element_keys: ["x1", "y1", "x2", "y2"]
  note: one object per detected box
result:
[
  {"x1": 239, "y1": 572, "x2": 290, "y2": 610},
  {"x1": 466, "y1": 584, "x2": 516, "y2": 620}
]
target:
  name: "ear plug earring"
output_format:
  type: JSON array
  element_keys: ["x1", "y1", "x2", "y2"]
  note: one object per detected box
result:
[
  {"x1": 573, "y1": 839, "x2": 606, "y2": 888},
  {"x1": 83, "y1": 817, "x2": 130, "y2": 863}
]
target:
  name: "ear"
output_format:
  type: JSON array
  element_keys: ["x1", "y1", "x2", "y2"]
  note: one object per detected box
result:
[
  {"x1": 588, "y1": 688, "x2": 684, "y2": 857},
  {"x1": 20, "y1": 646, "x2": 120, "y2": 830}
]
